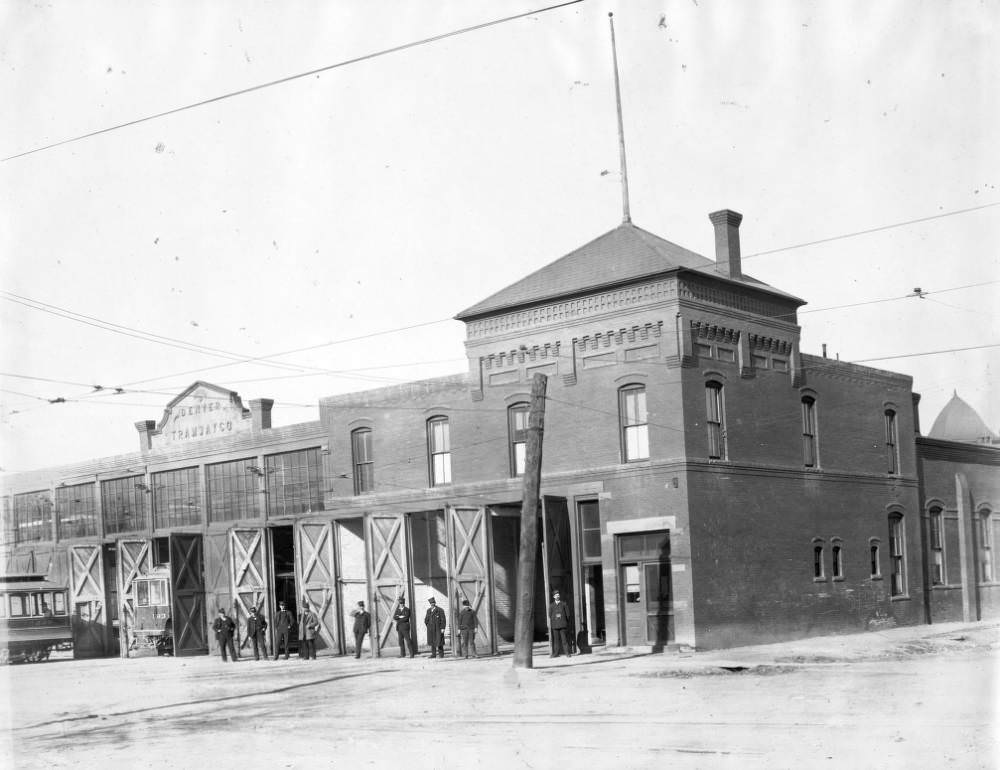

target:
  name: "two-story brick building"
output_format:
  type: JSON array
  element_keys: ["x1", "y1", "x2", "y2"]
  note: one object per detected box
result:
[{"x1": 2, "y1": 209, "x2": 997, "y2": 659}]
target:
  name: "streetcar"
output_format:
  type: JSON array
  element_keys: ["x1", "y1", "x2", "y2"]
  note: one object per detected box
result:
[{"x1": 0, "y1": 574, "x2": 73, "y2": 664}]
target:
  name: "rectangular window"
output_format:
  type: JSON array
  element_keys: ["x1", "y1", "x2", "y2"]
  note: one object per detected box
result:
[
  {"x1": 10, "y1": 595, "x2": 26, "y2": 617},
  {"x1": 266, "y1": 448, "x2": 325, "y2": 515},
  {"x1": 55, "y1": 483, "x2": 99, "y2": 540},
  {"x1": 620, "y1": 386, "x2": 649, "y2": 462},
  {"x1": 351, "y1": 430, "x2": 375, "y2": 494},
  {"x1": 53, "y1": 592, "x2": 66, "y2": 614},
  {"x1": 13, "y1": 492, "x2": 53, "y2": 543},
  {"x1": 207, "y1": 458, "x2": 261, "y2": 523},
  {"x1": 889, "y1": 516, "x2": 906, "y2": 596},
  {"x1": 102, "y1": 476, "x2": 150, "y2": 535},
  {"x1": 801, "y1": 397, "x2": 818, "y2": 468},
  {"x1": 578, "y1": 500, "x2": 601, "y2": 562},
  {"x1": 885, "y1": 410, "x2": 899, "y2": 475},
  {"x1": 930, "y1": 509, "x2": 944, "y2": 585},
  {"x1": 706, "y1": 383, "x2": 726, "y2": 460},
  {"x1": 509, "y1": 405, "x2": 529, "y2": 477},
  {"x1": 152, "y1": 467, "x2": 202, "y2": 530},
  {"x1": 427, "y1": 418, "x2": 452, "y2": 486},
  {"x1": 137, "y1": 580, "x2": 150, "y2": 607}
]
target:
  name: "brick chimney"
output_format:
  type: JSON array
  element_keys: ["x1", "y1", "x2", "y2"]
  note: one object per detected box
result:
[
  {"x1": 709, "y1": 209, "x2": 743, "y2": 280},
  {"x1": 135, "y1": 420, "x2": 156, "y2": 453},
  {"x1": 249, "y1": 398, "x2": 274, "y2": 433}
]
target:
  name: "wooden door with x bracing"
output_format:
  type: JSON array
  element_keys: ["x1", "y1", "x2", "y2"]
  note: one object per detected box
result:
[
  {"x1": 447, "y1": 506, "x2": 493, "y2": 656},
  {"x1": 295, "y1": 520, "x2": 340, "y2": 655},
  {"x1": 116, "y1": 539, "x2": 150, "y2": 658},
  {"x1": 228, "y1": 527, "x2": 272, "y2": 656},
  {"x1": 366, "y1": 513, "x2": 411, "y2": 656},
  {"x1": 69, "y1": 544, "x2": 109, "y2": 658},
  {"x1": 170, "y1": 533, "x2": 208, "y2": 656}
]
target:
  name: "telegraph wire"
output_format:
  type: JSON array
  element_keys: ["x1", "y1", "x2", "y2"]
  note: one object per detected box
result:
[
  {"x1": 741, "y1": 201, "x2": 1000, "y2": 260},
  {"x1": 2, "y1": 0, "x2": 587, "y2": 163}
]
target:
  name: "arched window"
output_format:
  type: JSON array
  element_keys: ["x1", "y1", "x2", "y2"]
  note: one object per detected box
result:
[
  {"x1": 619, "y1": 385, "x2": 649, "y2": 462},
  {"x1": 884, "y1": 409, "x2": 899, "y2": 475},
  {"x1": 508, "y1": 403, "x2": 530, "y2": 477},
  {"x1": 888, "y1": 514, "x2": 906, "y2": 596},
  {"x1": 812, "y1": 538, "x2": 825, "y2": 580},
  {"x1": 706, "y1": 381, "x2": 726, "y2": 460},
  {"x1": 929, "y1": 507, "x2": 944, "y2": 585},
  {"x1": 801, "y1": 395, "x2": 818, "y2": 468},
  {"x1": 427, "y1": 416, "x2": 452, "y2": 487},
  {"x1": 351, "y1": 428, "x2": 374, "y2": 494},
  {"x1": 831, "y1": 538, "x2": 843, "y2": 579},
  {"x1": 978, "y1": 509, "x2": 994, "y2": 583},
  {"x1": 869, "y1": 538, "x2": 882, "y2": 579}
]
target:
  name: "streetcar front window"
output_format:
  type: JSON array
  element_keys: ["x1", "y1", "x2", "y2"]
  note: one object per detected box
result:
[
  {"x1": 136, "y1": 580, "x2": 149, "y2": 607},
  {"x1": 148, "y1": 579, "x2": 167, "y2": 606}
]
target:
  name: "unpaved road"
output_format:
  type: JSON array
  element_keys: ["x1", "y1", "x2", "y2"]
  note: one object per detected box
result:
[{"x1": 1, "y1": 624, "x2": 997, "y2": 769}]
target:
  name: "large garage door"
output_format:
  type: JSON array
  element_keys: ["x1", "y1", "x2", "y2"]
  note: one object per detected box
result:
[
  {"x1": 170, "y1": 534, "x2": 208, "y2": 656},
  {"x1": 295, "y1": 520, "x2": 340, "y2": 655},
  {"x1": 447, "y1": 506, "x2": 493, "y2": 655},
  {"x1": 367, "y1": 514, "x2": 410, "y2": 655},
  {"x1": 117, "y1": 539, "x2": 150, "y2": 658},
  {"x1": 229, "y1": 528, "x2": 271, "y2": 655},
  {"x1": 69, "y1": 544, "x2": 109, "y2": 658}
]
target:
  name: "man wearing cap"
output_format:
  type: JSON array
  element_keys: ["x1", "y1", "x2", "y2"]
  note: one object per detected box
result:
[
  {"x1": 548, "y1": 590, "x2": 572, "y2": 658},
  {"x1": 424, "y1": 597, "x2": 446, "y2": 658},
  {"x1": 212, "y1": 607, "x2": 238, "y2": 662},
  {"x1": 350, "y1": 600, "x2": 371, "y2": 659},
  {"x1": 299, "y1": 602, "x2": 321, "y2": 660},
  {"x1": 246, "y1": 605, "x2": 268, "y2": 661},
  {"x1": 272, "y1": 600, "x2": 295, "y2": 660},
  {"x1": 457, "y1": 598, "x2": 478, "y2": 659},
  {"x1": 392, "y1": 597, "x2": 414, "y2": 658}
]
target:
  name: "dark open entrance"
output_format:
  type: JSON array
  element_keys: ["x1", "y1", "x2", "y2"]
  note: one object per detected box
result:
[
  {"x1": 490, "y1": 505, "x2": 547, "y2": 647},
  {"x1": 270, "y1": 525, "x2": 299, "y2": 654}
]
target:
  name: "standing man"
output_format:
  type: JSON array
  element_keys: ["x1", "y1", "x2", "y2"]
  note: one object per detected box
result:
[
  {"x1": 424, "y1": 597, "x2": 446, "y2": 659},
  {"x1": 272, "y1": 600, "x2": 295, "y2": 660},
  {"x1": 392, "y1": 596, "x2": 414, "y2": 658},
  {"x1": 246, "y1": 605, "x2": 268, "y2": 661},
  {"x1": 548, "y1": 590, "x2": 572, "y2": 658},
  {"x1": 300, "y1": 602, "x2": 321, "y2": 660},
  {"x1": 457, "y1": 598, "x2": 478, "y2": 659},
  {"x1": 350, "y1": 600, "x2": 371, "y2": 659},
  {"x1": 212, "y1": 607, "x2": 238, "y2": 663}
]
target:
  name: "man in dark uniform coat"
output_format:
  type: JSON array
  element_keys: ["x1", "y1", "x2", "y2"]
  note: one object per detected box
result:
[
  {"x1": 300, "y1": 602, "x2": 321, "y2": 660},
  {"x1": 212, "y1": 608, "x2": 238, "y2": 662},
  {"x1": 457, "y1": 598, "x2": 478, "y2": 659},
  {"x1": 424, "y1": 597, "x2": 446, "y2": 658},
  {"x1": 392, "y1": 597, "x2": 414, "y2": 658},
  {"x1": 351, "y1": 600, "x2": 371, "y2": 659},
  {"x1": 246, "y1": 605, "x2": 267, "y2": 661},
  {"x1": 273, "y1": 600, "x2": 295, "y2": 660},
  {"x1": 548, "y1": 590, "x2": 572, "y2": 658}
]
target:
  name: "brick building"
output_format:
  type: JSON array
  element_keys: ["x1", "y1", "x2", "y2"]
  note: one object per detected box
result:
[{"x1": 2, "y1": 211, "x2": 997, "y2": 658}]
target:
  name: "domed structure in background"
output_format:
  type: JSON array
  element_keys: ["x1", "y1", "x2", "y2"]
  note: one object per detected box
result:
[{"x1": 928, "y1": 391, "x2": 998, "y2": 445}]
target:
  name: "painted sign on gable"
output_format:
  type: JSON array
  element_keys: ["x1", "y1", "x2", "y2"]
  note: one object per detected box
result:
[{"x1": 153, "y1": 382, "x2": 251, "y2": 448}]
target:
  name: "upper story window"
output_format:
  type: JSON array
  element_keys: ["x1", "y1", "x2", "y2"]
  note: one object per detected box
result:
[
  {"x1": 831, "y1": 538, "x2": 843, "y2": 580},
  {"x1": 929, "y1": 507, "x2": 944, "y2": 585},
  {"x1": 578, "y1": 500, "x2": 601, "y2": 562},
  {"x1": 55, "y1": 483, "x2": 98, "y2": 540},
  {"x1": 102, "y1": 475, "x2": 150, "y2": 535},
  {"x1": 801, "y1": 396, "x2": 818, "y2": 468},
  {"x1": 427, "y1": 416, "x2": 452, "y2": 487},
  {"x1": 12, "y1": 492, "x2": 52, "y2": 543},
  {"x1": 812, "y1": 539, "x2": 825, "y2": 580},
  {"x1": 508, "y1": 403, "x2": 529, "y2": 477},
  {"x1": 978, "y1": 510, "x2": 994, "y2": 583},
  {"x1": 351, "y1": 428, "x2": 374, "y2": 494},
  {"x1": 265, "y1": 448, "x2": 324, "y2": 517},
  {"x1": 619, "y1": 385, "x2": 649, "y2": 462},
  {"x1": 706, "y1": 381, "x2": 727, "y2": 460},
  {"x1": 152, "y1": 467, "x2": 202, "y2": 530},
  {"x1": 888, "y1": 513, "x2": 906, "y2": 596},
  {"x1": 884, "y1": 409, "x2": 899, "y2": 475},
  {"x1": 207, "y1": 457, "x2": 262, "y2": 523}
]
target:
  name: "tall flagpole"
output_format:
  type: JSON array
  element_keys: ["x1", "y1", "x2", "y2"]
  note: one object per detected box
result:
[{"x1": 609, "y1": 12, "x2": 631, "y2": 224}]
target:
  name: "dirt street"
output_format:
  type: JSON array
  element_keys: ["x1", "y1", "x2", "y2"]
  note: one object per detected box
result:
[{"x1": 1, "y1": 621, "x2": 997, "y2": 770}]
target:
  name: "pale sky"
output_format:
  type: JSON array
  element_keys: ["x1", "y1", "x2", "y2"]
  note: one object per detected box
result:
[{"x1": 1, "y1": 0, "x2": 997, "y2": 473}]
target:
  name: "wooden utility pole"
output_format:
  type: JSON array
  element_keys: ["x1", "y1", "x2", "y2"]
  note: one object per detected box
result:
[{"x1": 513, "y1": 373, "x2": 548, "y2": 668}]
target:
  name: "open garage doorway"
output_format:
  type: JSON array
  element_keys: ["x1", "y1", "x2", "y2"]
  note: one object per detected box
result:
[
  {"x1": 490, "y1": 505, "x2": 547, "y2": 650},
  {"x1": 269, "y1": 525, "x2": 298, "y2": 656}
]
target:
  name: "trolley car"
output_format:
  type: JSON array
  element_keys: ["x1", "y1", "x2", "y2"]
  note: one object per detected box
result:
[{"x1": 0, "y1": 574, "x2": 73, "y2": 664}]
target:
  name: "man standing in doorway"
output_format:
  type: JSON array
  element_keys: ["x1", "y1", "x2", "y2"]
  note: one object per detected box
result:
[
  {"x1": 273, "y1": 601, "x2": 295, "y2": 660},
  {"x1": 457, "y1": 598, "x2": 478, "y2": 659},
  {"x1": 393, "y1": 597, "x2": 414, "y2": 658},
  {"x1": 548, "y1": 590, "x2": 572, "y2": 658},
  {"x1": 300, "y1": 602, "x2": 321, "y2": 660},
  {"x1": 424, "y1": 597, "x2": 446, "y2": 659},
  {"x1": 351, "y1": 600, "x2": 371, "y2": 659},
  {"x1": 246, "y1": 605, "x2": 267, "y2": 661},
  {"x1": 212, "y1": 607, "x2": 238, "y2": 663}
]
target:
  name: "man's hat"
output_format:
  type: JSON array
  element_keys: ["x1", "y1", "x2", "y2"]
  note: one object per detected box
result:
[
  {"x1": 249, "y1": 605, "x2": 258, "y2": 611},
  {"x1": 279, "y1": 601, "x2": 286, "y2": 606},
  {"x1": 462, "y1": 599, "x2": 470, "y2": 606},
  {"x1": 357, "y1": 601, "x2": 365, "y2": 607},
  {"x1": 428, "y1": 597, "x2": 436, "y2": 604},
  {"x1": 398, "y1": 597, "x2": 406, "y2": 603}
]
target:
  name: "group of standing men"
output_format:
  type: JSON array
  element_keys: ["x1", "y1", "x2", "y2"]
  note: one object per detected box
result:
[{"x1": 212, "y1": 590, "x2": 574, "y2": 662}]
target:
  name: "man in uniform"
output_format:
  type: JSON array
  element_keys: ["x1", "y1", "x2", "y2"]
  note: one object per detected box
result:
[
  {"x1": 548, "y1": 590, "x2": 572, "y2": 658},
  {"x1": 457, "y1": 598, "x2": 478, "y2": 659},
  {"x1": 212, "y1": 607, "x2": 238, "y2": 662},
  {"x1": 300, "y1": 602, "x2": 321, "y2": 660},
  {"x1": 273, "y1": 600, "x2": 295, "y2": 660},
  {"x1": 424, "y1": 597, "x2": 446, "y2": 659},
  {"x1": 392, "y1": 596, "x2": 414, "y2": 658},
  {"x1": 246, "y1": 605, "x2": 268, "y2": 661},
  {"x1": 350, "y1": 600, "x2": 371, "y2": 659}
]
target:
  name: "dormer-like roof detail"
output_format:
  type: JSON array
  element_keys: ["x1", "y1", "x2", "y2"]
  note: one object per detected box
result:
[{"x1": 928, "y1": 391, "x2": 997, "y2": 444}]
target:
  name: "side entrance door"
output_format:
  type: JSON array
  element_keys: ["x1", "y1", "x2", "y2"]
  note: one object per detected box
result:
[
  {"x1": 69, "y1": 544, "x2": 109, "y2": 658},
  {"x1": 618, "y1": 530, "x2": 672, "y2": 647},
  {"x1": 295, "y1": 520, "x2": 340, "y2": 655},
  {"x1": 367, "y1": 513, "x2": 410, "y2": 656},
  {"x1": 170, "y1": 533, "x2": 208, "y2": 656}
]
